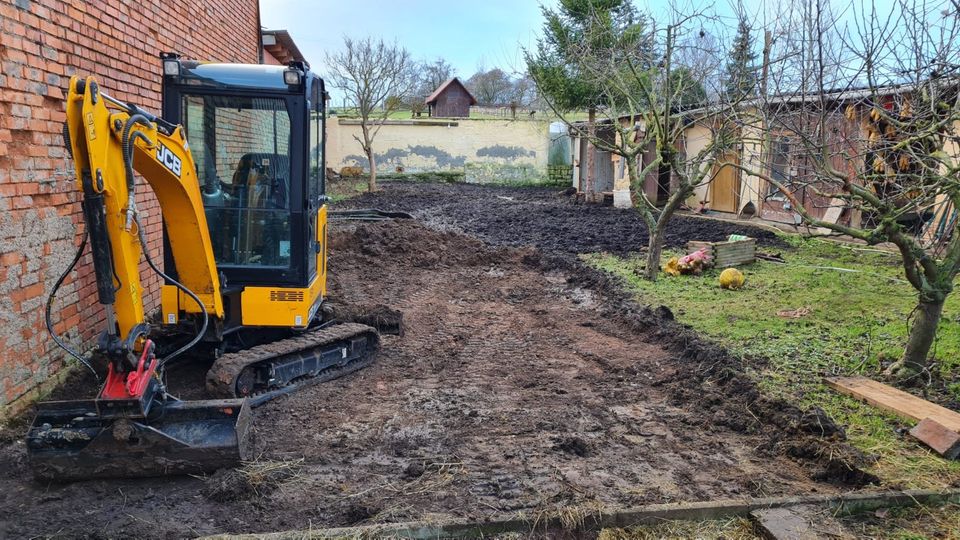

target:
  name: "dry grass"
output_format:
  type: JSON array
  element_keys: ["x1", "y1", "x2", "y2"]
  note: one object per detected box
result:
[
  {"x1": 838, "y1": 502, "x2": 960, "y2": 540},
  {"x1": 342, "y1": 456, "x2": 465, "y2": 501},
  {"x1": 598, "y1": 517, "x2": 759, "y2": 540},
  {"x1": 200, "y1": 457, "x2": 305, "y2": 502},
  {"x1": 241, "y1": 457, "x2": 305, "y2": 489}
]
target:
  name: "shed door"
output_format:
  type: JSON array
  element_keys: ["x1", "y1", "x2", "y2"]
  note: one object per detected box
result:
[
  {"x1": 710, "y1": 150, "x2": 740, "y2": 213},
  {"x1": 594, "y1": 150, "x2": 614, "y2": 192}
]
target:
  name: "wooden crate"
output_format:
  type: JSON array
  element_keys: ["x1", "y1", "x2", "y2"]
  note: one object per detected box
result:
[{"x1": 687, "y1": 238, "x2": 756, "y2": 268}]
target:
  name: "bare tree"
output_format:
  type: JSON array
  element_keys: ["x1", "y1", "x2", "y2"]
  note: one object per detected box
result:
[
  {"x1": 420, "y1": 58, "x2": 456, "y2": 94},
  {"x1": 732, "y1": 0, "x2": 960, "y2": 377},
  {"x1": 466, "y1": 67, "x2": 516, "y2": 105},
  {"x1": 531, "y1": 2, "x2": 743, "y2": 280},
  {"x1": 512, "y1": 74, "x2": 539, "y2": 108},
  {"x1": 325, "y1": 37, "x2": 416, "y2": 191}
]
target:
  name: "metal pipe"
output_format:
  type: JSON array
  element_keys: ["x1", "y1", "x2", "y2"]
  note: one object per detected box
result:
[{"x1": 104, "y1": 305, "x2": 117, "y2": 337}]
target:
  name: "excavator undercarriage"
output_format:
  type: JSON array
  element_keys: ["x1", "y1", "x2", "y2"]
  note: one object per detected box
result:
[{"x1": 206, "y1": 322, "x2": 381, "y2": 405}]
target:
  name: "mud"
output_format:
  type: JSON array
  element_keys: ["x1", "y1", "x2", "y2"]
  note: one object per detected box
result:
[
  {"x1": 0, "y1": 184, "x2": 866, "y2": 539},
  {"x1": 340, "y1": 182, "x2": 784, "y2": 254}
]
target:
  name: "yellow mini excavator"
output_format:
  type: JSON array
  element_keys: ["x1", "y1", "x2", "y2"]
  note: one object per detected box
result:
[{"x1": 27, "y1": 55, "x2": 396, "y2": 481}]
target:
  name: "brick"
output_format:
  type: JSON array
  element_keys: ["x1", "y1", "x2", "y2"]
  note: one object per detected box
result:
[
  {"x1": 5, "y1": 46, "x2": 29, "y2": 65},
  {"x1": 2, "y1": 61, "x2": 24, "y2": 77},
  {"x1": 9, "y1": 103, "x2": 32, "y2": 118},
  {"x1": 0, "y1": 0, "x2": 260, "y2": 407},
  {"x1": 1, "y1": 251, "x2": 23, "y2": 266},
  {"x1": 11, "y1": 282, "x2": 43, "y2": 304},
  {"x1": 910, "y1": 418, "x2": 960, "y2": 459}
]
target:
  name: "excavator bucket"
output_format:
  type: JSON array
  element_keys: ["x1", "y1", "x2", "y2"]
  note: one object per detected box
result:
[{"x1": 27, "y1": 397, "x2": 250, "y2": 481}]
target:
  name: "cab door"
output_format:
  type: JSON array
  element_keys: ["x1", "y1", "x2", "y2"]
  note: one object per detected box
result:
[{"x1": 306, "y1": 77, "x2": 324, "y2": 282}]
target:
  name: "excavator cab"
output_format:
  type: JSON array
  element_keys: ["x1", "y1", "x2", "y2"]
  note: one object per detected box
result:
[{"x1": 159, "y1": 54, "x2": 328, "y2": 333}]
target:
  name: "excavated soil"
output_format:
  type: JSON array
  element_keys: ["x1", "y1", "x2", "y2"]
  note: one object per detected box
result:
[
  {"x1": 339, "y1": 182, "x2": 785, "y2": 254},
  {"x1": 0, "y1": 183, "x2": 869, "y2": 539}
]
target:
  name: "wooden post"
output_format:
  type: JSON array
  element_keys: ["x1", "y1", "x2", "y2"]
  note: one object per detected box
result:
[
  {"x1": 757, "y1": 30, "x2": 773, "y2": 218},
  {"x1": 572, "y1": 136, "x2": 582, "y2": 190},
  {"x1": 585, "y1": 107, "x2": 596, "y2": 195},
  {"x1": 760, "y1": 30, "x2": 772, "y2": 99}
]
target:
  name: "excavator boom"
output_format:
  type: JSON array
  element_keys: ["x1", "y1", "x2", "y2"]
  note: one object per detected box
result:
[{"x1": 27, "y1": 76, "x2": 249, "y2": 481}]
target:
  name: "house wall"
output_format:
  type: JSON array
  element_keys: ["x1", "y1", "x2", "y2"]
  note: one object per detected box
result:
[
  {"x1": 327, "y1": 118, "x2": 550, "y2": 183},
  {"x1": 0, "y1": 0, "x2": 260, "y2": 409},
  {"x1": 263, "y1": 48, "x2": 283, "y2": 66},
  {"x1": 761, "y1": 111, "x2": 860, "y2": 224},
  {"x1": 921, "y1": 119, "x2": 960, "y2": 244},
  {"x1": 572, "y1": 118, "x2": 714, "y2": 209},
  {"x1": 737, "y1": 110, "x2": 768, "y2": 216},
  {"x1": 682, "y1": 122, "x2": 715, "y2": 206}
]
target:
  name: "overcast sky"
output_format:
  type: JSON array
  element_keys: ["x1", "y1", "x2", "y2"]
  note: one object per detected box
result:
[
  {"x1": 259, "y1": 0, "x2": 549, "y2": 82},
  {"x1": 259, "y1": 0, "x2": 908, "y2": 102}
]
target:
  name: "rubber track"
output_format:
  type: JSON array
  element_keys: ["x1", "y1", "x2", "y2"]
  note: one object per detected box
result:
[{"x1": 205, "y1": 322, "x2": 378, "y2": 400}]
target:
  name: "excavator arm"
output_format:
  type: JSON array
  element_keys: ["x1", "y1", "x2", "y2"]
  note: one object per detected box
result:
[
  {"x1": 64, "y1": 75, "x2": 224, "y2": 353},
  {"x1": 27, "y1": 76, "x2": 249, "y2": 481}
]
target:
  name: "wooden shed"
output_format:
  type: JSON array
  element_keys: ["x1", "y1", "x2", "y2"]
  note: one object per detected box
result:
[{"x1": 425, "y1": 78, "x2": 477, "y2": 118}]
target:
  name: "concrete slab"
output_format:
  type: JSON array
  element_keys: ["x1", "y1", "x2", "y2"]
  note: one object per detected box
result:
[{"x1": 750, "y1": 505, "x2": 844, "y2": 540}]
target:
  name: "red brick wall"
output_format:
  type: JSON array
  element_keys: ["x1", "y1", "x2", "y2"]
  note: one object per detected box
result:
[
  {"x1": 264, "y1": 48, "x2": 282, "y2": 66},
  {"x1": 0, "y1": 0, "x2": 261, "y2": 407}
]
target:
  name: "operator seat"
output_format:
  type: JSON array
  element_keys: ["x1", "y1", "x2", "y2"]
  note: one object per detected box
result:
[
  {"x1": 229, "y1": 153, "x2": 290, "y2": 265},
  {"x1": 231, "y1": 153, "x2": 289, "y2": 209}
]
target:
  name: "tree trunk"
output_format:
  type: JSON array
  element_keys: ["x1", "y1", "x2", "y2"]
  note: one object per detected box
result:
[
  {"x1": 643, "y1": 225, "x2": 666, "y2": 281},
  {"x1": 585, "y1": 107, "x2": 596, "y2": 196},
  {"x1": 887, "y1": 298, "x2": 945, "y2": 376},
  {"x1": 367, "y1": 148, "x2": 377, "y2": 192}
]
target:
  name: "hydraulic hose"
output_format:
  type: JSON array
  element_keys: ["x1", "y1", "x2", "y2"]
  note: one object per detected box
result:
[
  {"x1": 120, "y1": 114, "x2": 151, "y2": 230},
  {"x1": 44, "y1": 231, "x2": 99, "y2": 381},
  {"x1": 133, "y1": 213, "x2": 209, "y2": 366}
]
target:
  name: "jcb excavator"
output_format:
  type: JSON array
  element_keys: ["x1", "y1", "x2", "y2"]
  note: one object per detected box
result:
[{"x1": 26, "y1": 55, "x2": 395, "y2": 480}]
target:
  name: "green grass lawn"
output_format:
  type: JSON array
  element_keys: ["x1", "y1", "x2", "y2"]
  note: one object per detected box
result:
[{"x1": 588, "y1": 234, "x2": 960, "y2": 488}]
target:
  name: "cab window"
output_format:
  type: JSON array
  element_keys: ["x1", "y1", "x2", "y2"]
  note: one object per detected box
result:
[{"x1": 182, "y1": 94, "x2": 292, "y2": 268}]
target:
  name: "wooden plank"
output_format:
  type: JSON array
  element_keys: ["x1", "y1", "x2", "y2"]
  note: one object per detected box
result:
[
  {"x1": 826, "y1": 376, "x2": 960, "y2": 432},
  {"x1": 820, "y1": 197, "x2": 845, "y2": 224},
  {"x1": 910, "y1": 418, "x2": 960, "y2": 459}
]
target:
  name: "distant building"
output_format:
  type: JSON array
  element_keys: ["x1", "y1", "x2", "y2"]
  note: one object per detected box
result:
[{"x1": 425, "y1": 78, "x2": 477, "y2": 118}]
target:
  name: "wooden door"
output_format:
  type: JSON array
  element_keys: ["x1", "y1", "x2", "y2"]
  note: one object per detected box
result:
[{"x1": 710, "y1": 151, "x2": 741, "y2": 213}]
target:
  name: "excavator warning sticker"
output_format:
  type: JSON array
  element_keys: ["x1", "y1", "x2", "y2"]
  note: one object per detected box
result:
[{"x1": 156, "y1": 143, "x2": 182, "y2": 177}]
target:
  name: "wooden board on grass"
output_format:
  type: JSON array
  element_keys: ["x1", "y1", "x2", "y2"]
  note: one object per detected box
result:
[
  {"x1": 686, "y1": 239, "x2": 756, "y2": 268},
  {"x1": 825, "y1": 376, "x2": 960, "y2": 432}
]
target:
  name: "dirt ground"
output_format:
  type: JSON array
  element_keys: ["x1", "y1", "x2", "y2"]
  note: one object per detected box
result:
[
  {"x1": 339, "y1": 181, "x2": 785, "y2": 254},
  {"x1": 0, "y1": 183, "x2": 873, "y2": 539}
]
